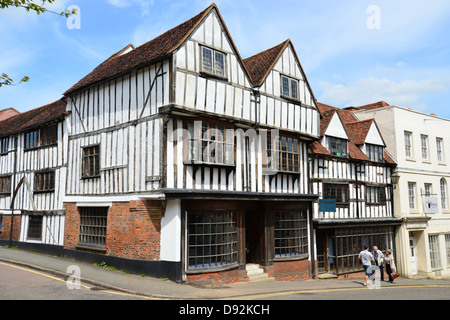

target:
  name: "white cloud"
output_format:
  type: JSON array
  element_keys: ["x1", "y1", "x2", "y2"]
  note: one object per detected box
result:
[
  {"x1": 318, "y1": 77, "x2": 449, "y2": 111},
  {"x1": 107, "y1": 0, "x2": 153, "y2": 15},
  {"x1": 107, "y1": 0, "x2": 132, "y2": 8}
]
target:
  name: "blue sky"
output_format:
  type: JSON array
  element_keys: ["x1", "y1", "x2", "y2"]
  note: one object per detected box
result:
[{"x1": 1, "y1": 0, "x2": 450, "y2": 118}]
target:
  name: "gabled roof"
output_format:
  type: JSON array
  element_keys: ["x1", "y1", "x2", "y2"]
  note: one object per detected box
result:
[
  {"x1": 314, "y1": 102, "x2": 395, "y2": 164},
  {"x1": 65, "y1": 3, "x2": 243, "y2": 95},
  {"x1": 344, "y1": 119, "x2": 375, "y2": 145},
  {"x1": 0, "y1": 99, "x2": 68, "y2": 138},
  {"x1": 243, "y1": 39, "x2": 318, "y2": 105},
  {"x1": 243, "y1": 40, "x2": 289, "y2": 87}
]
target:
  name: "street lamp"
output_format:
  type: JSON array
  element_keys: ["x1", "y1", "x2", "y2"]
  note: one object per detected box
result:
[{"x1": 391, "y1": 170, "x2": 400, "y2": 188}]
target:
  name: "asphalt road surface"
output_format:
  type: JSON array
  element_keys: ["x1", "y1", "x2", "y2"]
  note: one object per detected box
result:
[{"x1": 0, "y1": 261, "x2": 151, "y2": 300}]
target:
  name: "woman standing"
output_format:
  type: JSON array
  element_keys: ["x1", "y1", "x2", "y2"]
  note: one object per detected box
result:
[{"x1": 384, "y1": 249, "x2": 397, "y2": 283}]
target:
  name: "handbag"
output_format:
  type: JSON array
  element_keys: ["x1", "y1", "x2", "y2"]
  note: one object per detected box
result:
[{"x1": 391, "y1": 272, "x2": 399, "y2": 279}]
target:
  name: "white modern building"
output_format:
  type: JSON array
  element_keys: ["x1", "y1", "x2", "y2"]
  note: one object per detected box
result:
[{"x1": 354, "y1": 101, "x2": 450, "y2": 279}]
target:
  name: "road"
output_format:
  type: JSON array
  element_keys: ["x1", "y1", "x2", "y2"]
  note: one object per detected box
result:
[
  {"x1": 236, "y1": 283, "x2": 450, "y2": 300},
  {"x1": 1, "y1": 260, "x2": 450, "y2": 301},
  {"x1": 0, "y1": 261, "x2": 152, "y2": 300}
]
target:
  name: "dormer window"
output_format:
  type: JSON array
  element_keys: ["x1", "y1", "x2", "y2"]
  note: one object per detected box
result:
[
  {"x1": 281, "y1": 75, "x2": 299, "y2": 100},
  {"x1": 201, "y1": 46, "x2": 226, "y2": 78},
  {"x1": 366, "y1": 143, "x2": 384, "y2": 162},
  {"x1": 327, "y1": 136, "x2": 348, "y2": 157}
]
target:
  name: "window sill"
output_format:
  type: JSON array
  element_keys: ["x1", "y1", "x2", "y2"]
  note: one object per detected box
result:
[
  {"x1": 81, "y1": 175, "x2": 101, "y2": 180},
  {"x1": 24, "y1": 143, "x2": 58, "y2": 153},
  {"x1": 186, "y1": 262, "x2": 239, "y2": 274},
  {"x1": 280, "y1": 94, "x2": 301, "y2": 104},
  {"x1": 33, "y1": 190, "x2": 55, "y2": 194},
  {"x1": 199, "y1": 71, "x2": 228, "y2": 82},
  {"x1": 76, "y1": 244, "x2": 107, "y2": 253},
  {"x1": 274, "y1": 253, "x2": 309, "y2": 261}
]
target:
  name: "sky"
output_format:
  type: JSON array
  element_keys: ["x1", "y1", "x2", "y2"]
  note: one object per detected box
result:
[{"x1": 1, "y1": 0, "x2": 450, "y2": 118}]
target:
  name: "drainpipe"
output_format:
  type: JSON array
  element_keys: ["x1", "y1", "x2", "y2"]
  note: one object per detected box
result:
[{"x1": 9, "y1": 135, "x2": 18, "y2": 247}]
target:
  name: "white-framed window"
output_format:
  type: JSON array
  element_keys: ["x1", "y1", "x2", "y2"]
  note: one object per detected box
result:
[
  {"x1": 281, "y1": 75, "x2": 299, "y2": 100},
  {"x1": 445, "y1": 234, "x2": 450, "y2": 267},
  {"x1": 404, "y1": 131, "x2": 412, "y2": 158},
  {"x1": 408, "y1": 182, "x2": 416, "y2": 209},
  {"x1": 436, "y1": 138, "x2": 444, "y2": 162},
  {"x1": 441, "y1": 178, "x2": 447, "y2": 210},
  {"x1": 429, "y1": 234, "x2": 441, "y2": 269},
  {"x1": 421, "y1": 134, "x2": 429, "y2": 160},
  {"x1": 201, "y1": 46, "x2": 226, "y2": 78}
]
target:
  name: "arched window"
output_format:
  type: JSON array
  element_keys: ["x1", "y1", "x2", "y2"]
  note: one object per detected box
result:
[{"x1": 440, "y1": 179, "x2": 447, "y2": 210}]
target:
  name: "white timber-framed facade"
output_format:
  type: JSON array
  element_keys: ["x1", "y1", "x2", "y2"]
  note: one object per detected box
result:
[
  {"x1": 0, "y1": 100, "x2": 68, "y2": 247},
  {"x1": 310, "y1": 102, "x2": 401, "y2": 277}
]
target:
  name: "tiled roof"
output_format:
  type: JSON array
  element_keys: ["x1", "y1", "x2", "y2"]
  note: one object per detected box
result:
[
  {"x1": 64, "y1": 4, "x2": 216, "y2": 95},
  {"x1": 0, "y1": 99, "x2": 68, "y2": 137},
  {"x1": 243, "y1": 40, "x2": 289, "y2": 87},
  {"x1": 356, "y1": 101, "x2": 390, "y2": 111},
  {"x1": 313, "y1": 102, "x2": 395, "y2": 164}
]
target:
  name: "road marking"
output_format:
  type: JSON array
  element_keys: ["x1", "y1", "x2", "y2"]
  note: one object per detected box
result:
[
  {"x1": 0, "y1": 261, "x2": 158, "y2": 300},
  {"x1": 227, "y1": 284, "x2": 450, "y2": 300}
]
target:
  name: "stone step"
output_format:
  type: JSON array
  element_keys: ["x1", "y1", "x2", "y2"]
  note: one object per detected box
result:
[{"x1": 246, "y1": 264, "x2": 275, "y2": 282}]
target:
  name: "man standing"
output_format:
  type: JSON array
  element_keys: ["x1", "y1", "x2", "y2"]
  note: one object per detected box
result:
[
  {"x1": 373, "y1": 246, "x2": 385, "y2": 281},
  {"x1": 359, "y1": 244, "x2": 376, "y2": 286}
]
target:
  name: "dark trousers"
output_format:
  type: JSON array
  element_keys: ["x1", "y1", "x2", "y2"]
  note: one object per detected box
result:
[
  {"x1": 376, "y1": 261, "x2": 384, "y2": 281},
  {"x1": 386, "y1": 264, "x2": 393, "y2": 282}
]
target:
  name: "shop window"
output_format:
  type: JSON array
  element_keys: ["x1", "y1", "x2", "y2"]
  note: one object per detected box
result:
[
  {"x1": 274, "y1": 211, "x2": 308, "y2": 259},
  {"x1": 187, "y1": 212, "x2": 238, "y2": 271}
]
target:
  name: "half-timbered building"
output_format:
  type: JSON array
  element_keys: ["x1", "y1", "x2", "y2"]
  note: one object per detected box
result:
[
  {"x1": 61, "y1": 4, "x2": 321, "y2": 283},
  {"x1": 310, "y1": 102, "x2": 401, "y2": 276},
  {"x1": 0, "y1": 100, "x2": 68, "y2": 247}
]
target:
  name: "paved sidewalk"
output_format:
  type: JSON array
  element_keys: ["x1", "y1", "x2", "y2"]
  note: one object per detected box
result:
[{"x1": 1, "y1": 246, "x2": 449, "y2": 300}]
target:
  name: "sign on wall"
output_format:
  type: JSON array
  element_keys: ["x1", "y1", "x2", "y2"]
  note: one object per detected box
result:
[
  {"x1": 423, "y1": 197, "x2": 439, "y2": 214},
  {"x1": 319, "y1": 199, "x2": 337, "y2": 212}
]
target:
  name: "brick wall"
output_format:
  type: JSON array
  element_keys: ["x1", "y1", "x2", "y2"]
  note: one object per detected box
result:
[
  {"x1": 186, "y1": 268, "x2": 248, "y2": 285},
  {"x1": 0, "y1": 215, "x2": 21, "y2": 241},
  {"x1": 64, "y1": 200, "x2": 163, "y2": 261},
  {"x1": 265, "y1": 259, "x2": 311, "y2": 281}
]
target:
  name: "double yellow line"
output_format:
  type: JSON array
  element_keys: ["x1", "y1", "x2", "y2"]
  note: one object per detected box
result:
[{"x1": 0, "y1": 261, "x2": 156, "y2": 300}]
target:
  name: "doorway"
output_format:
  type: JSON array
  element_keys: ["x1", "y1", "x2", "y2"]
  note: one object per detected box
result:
[
  {"x1": 409, "y1": 232, "x2": 418, "y2": 275},
  {"x1": 245, "y1": 210, "x2": 265, "y2": 264},
  {"x1": 316, "y1": 230, "x2": 336, "y2": 273}
]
